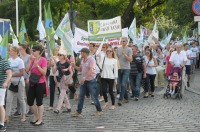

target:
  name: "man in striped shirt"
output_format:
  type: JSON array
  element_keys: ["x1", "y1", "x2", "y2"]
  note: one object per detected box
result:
[{"x1": 0, "y1": 57, "x2": 12, "y2": 132}]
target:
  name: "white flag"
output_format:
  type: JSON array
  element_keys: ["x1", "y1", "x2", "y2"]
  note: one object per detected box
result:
[
  {"x1": 128, "y1": 18, "x2": 137, "y2": 44},
  {"x1": 37, "y1": 16, "x2": 46, "y2": 40},
  {"x1": 152, "y1": 21, "x2": 159, "y2": 40},
  {"x1": 10, "y1": 24, "x2": 19, "y2": 46}
]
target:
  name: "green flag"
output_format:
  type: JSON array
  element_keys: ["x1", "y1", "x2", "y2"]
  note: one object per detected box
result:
[
  {"x1": 44, "y1": 3, "x2": 55, "y2": 55},
  {"x1": 18, "y1": 18, "x2": 27, "y2": 44},
  {"x1": 0, "y1": 31, "x2": 9, "y2": 60},
  {"x1": 45, "y1": 3, "x2": 54, "y2": 36}
]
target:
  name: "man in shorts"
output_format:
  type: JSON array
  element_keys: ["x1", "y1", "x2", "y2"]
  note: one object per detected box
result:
[{"x1": 0, "y1": 57, "x2": 12, "y2": 131}]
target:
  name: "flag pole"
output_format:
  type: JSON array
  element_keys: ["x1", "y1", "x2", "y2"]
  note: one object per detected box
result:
[
  {"x1": 39, "y1": 0, "x2": 42, "y2": 20},
  {"x1": 16, "y1": 0, "x2": 19, "y2": 37}
]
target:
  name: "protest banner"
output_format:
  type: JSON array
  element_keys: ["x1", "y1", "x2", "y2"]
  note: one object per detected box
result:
[{"x1": 88, "y1": 16, "x2": 122, "y2": 41}]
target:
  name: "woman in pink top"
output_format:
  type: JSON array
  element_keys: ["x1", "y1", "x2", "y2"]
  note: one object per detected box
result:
[
  {"x1": 26, "y1": 45, "x2": 47, "y2": 126},
  {"x1": 165, "y1": 48, "x2": 174, "y2": 76}
]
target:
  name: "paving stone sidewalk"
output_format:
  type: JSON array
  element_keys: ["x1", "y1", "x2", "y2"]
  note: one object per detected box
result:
[{"x1": 5, "y1": 69, "x2": 200, "y2": 132}]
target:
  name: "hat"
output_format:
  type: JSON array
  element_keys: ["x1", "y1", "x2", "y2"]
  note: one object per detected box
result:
[{"x1": 79, "y1": 48, "x2": 90, "y2": 54}]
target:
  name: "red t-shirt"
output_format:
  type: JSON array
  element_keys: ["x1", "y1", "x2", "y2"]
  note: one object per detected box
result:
[{"x1": 166, "y1": 55, "x2": 172, "y2": 76}]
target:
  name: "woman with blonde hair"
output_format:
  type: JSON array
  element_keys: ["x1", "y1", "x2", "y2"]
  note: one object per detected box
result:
[
  {"x1": 6, "y1": 46, "x2": 26, "y2": 122},
  {"x1": 52, "y1": 51, "x2": 73, "y2": 114},
  {"x1": 100, "y1": 47, "x2": 118, "y2": 110}
]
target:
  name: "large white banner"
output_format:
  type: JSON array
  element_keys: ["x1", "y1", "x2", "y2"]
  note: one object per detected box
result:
[
  {"x1": 73, "y1": 27, "x2": 129, "y2": 53},
  {"x1": 88, "y1": 16, "x2": 122, "y2": 41}
]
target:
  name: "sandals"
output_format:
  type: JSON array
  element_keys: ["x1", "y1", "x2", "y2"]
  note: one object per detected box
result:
[
  {"x1": 109, "y1": 105, "x2": 115, "y2": 110},
  {"x1": 102, "y1": 103, "x2": 109, "y2": 109},
  {"x1": 33, "y1": 121, "x2": 44, "y2": 126},
  {"x1": 21, "y1": 118, "x2": 26, "y2": 122},
  {"x1": 30, "y1": 120, "x2": 38, "y2": 125}
]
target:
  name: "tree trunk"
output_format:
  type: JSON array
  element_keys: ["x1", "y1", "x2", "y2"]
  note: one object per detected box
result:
[{"x1": 122, "y1": 0, "x2": 136, "y2": 26}]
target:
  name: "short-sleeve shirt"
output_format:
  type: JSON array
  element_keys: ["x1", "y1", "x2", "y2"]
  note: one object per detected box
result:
[
  {"x1": 190, "y1": 47, "x2": 199, "y2": 58},
  {"x1": 117, "y1": 46, "x2": 132, "y2": 69},
  {"x1": 0, "y1": 58, "x2": 11, "y2": 89},
  {"x1": 130, "y1": 54, "x2": 145, "y2": 75},
  {"x1": 20, "y1": 54, "x2": 30, "y2": 79},
  {"x1": 169, "y1": 51, "x2": 187, "y2": 67},
  {"x1": 9, "y1": 57, "x2": 25, "y2": 82},
  {"x1": 30, "y1": 57, "x2": 47, "y2": 83},
  {"x1": 56, "y1": 61, "x2": 70, "y2": 78},
  {"x1": 185, "y1": 50, "x2": 192, "y2": 65},
  {"x1": 80, "y1": 56, "x2": 96, "y2": 81}
]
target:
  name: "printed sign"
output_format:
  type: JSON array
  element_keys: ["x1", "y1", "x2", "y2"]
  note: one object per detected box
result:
[{"x1": 88, "y1": 16, "x2": 122, "y2": 41}]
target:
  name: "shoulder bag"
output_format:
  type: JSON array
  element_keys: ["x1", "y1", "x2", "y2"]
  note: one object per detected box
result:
[{"x1": 9, "y1": 77, "x2": 21, "y2": 93}]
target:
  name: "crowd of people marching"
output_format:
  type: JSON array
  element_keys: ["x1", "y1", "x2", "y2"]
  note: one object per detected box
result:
[{"x1": 0, "y1": 37, "x2": 200, "y2": 131}]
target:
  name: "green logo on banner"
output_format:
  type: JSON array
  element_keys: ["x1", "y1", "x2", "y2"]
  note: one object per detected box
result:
[{"x1": 89, "y1": 21, "x2": 100, "y2": 35}]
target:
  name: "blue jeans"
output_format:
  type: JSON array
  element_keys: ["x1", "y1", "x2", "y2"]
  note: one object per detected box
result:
[
  {"x1": 118, "y1": 69, "x2": 130, "y2": 101},
  {"x1": 77, "y1": 79, "x2": 102, "y2": 113},
  {"x1": 129, "y1": 72, "x2": 143, "y2": 98}
]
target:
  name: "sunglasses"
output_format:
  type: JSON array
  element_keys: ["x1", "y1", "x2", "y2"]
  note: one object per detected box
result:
[
  {"x1": 95, "y1": 45, "x2": 99, "y2": 47},
  {"x1": 32, "y1": 49, "x2": 36, "y2": 52},
  {"x1": 102, "y1": 47, "x2": 106, "y2": 48},
  {"x1": 122, "y1": 41, "x2": 126, "y2": 42},
  {"x1": 107, "y1": 50, "x2": 113, "y2": 52},
  {"x1": 58, "y1": 54, "x2": 64, "y2": 56}
]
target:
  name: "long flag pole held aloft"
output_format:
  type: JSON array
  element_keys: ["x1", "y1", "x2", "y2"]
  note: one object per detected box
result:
[{"x1": 16, "y1": 0, "x2": 19, "y2": 37}]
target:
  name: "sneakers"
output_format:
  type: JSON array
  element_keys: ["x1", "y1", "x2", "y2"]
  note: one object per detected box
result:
[
  {"x1": 118, "y1": 100, "x2": 122, "y2": 106},
  {"x1": 26, "y1": 110, "x2": 33, "y2": 117},
  {"x1": 171, "y1": 91, "x2": 175, "y2": 95},
  {"x1": 130, "y1": 95, "x2": 134, "y2": 100},
  {"x1": 135, "y1": 98, "x2": 139, "y2": 101},
  {"x1": 116, "y1": 94, "x2": 120, "y2": 99},
  {"x1": 54, "y1": 109, "x2": 59, "y2": 114},
  {"x1": 62, "y1": 109, "x2": 71, "y2": 113},
  {"x1": 169, "y1": 90, "x2": 172, "y2": 94},
  {"x1": 12, "y1": 111, "x2": 21, "y2": 117},
  {"x1": 187, "y1": 82, "x2": 190, "y2": 87},
  {"x1": 71, "y1": 112, "x2": 81, "y2": 117},
  {"x1": 0, "y1": 125, "x2": 6, "y2": 132},
  {"x1": 92, "y1": 111, "x2": 103, "y2": 116},
  {"x1": 123, "y1": 99, "x2": 129, "y2": 104}
]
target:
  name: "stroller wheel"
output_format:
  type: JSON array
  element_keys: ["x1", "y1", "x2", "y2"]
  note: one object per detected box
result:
[{"x1": 163, "y1": 93, "x2": 166, "y2": 99}]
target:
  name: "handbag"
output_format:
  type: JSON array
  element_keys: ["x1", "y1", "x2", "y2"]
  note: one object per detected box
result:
[
  {"x1": 9, "y1": 77, "x2": 21, "y2": 93},
  {"x1": 29, "y1": 73, "x2": 41, "y2": 83},
  {"x1": 29, "y1": 59, "x2": 42, "y2": 84}
]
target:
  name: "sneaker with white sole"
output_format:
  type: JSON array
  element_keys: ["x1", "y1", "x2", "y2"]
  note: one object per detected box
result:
[
  {"x1": 71, "y1": 112, "x2": 81, "y2": 117},
  {"x1": 0, "y1": 125, "x2": 6, "y2": 132}
]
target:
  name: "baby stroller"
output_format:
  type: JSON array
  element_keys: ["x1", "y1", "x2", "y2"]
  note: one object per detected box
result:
[{"x1": 163, "y1": 67, "x2": 183, "y2": 99}]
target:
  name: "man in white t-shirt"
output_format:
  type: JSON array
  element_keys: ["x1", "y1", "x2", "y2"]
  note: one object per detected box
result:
[
  {"x1": 169, "y1": 44, "x2": 187, "y2": 68},
  {"x1": 183, "y1": 43, "x2": 193, "y2": 87},
  {"x1": 190, "y1": 42, "x2": 199, "y2": 73}
]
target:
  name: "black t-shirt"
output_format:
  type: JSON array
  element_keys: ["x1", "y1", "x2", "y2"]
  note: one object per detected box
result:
[{"x1": 56, "y1": 61, "x2": 70, "y2": 78}]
